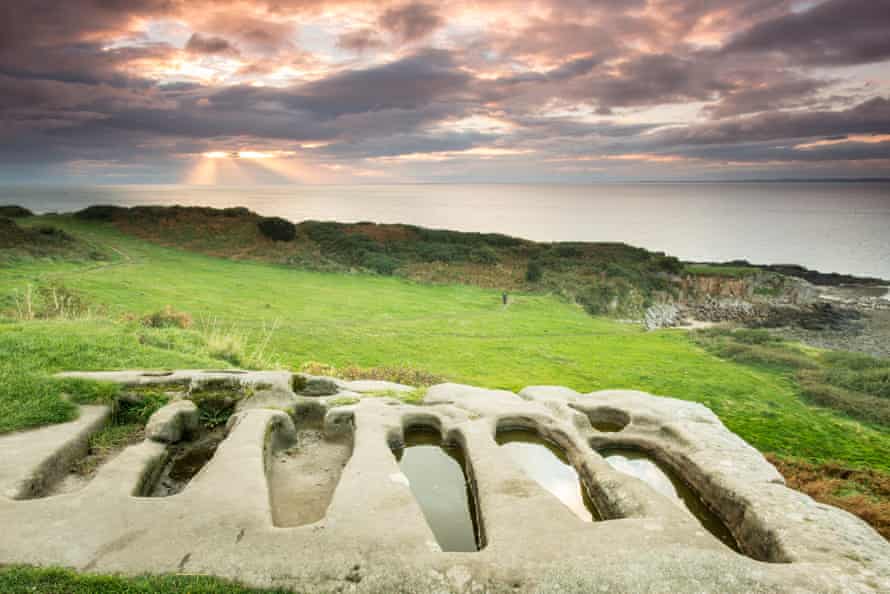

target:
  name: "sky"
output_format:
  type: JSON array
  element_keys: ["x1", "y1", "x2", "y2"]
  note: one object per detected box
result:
[{"x1": 1, "y1": 0, "x2": 889, "y2": 184}]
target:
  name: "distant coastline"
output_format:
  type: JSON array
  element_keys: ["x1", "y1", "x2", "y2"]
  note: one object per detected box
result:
[{"x1": 2, "y1": 181, "x2": 889, "y2": 280}]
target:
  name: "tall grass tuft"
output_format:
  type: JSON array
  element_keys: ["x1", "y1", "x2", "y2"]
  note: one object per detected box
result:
[
  {"x1": 198, "y1": 316, "x2": 280, "y2": 369},
  {"x1": 12, "y1": 284, "x2": 97, "y2": 321}
]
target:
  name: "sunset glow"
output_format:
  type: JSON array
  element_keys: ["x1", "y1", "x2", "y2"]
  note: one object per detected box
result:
[{"x1": 1, "y1": 0, "x2": 888, "y2": 183}]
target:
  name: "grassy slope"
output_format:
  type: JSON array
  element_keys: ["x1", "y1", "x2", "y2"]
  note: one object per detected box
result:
[
  {"x1": 0, "y1": 566, "x2": 288, "y2": 593},
  {"x1": 1, "y1": 216, "x2": 888, "y2": 472}
]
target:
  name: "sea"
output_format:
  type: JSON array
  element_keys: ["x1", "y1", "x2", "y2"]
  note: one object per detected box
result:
[{"x1": 3, "y1": 182, "x2": 889, "y2": 282}]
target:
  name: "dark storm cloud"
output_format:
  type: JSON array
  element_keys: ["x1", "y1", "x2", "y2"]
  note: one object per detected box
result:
[
  {"x1": 651, "y1": 98, "x2": 890, "y2": 146},
  {"x1": 288, "y1": 49, "x2": 470, "y2": 117},
  {"x1": 724, "y1": 0, "x2": 890, "y2": 66}
]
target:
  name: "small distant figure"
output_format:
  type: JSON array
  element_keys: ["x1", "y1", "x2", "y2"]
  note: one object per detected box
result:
[{"x1": 502, "y1": 291, "x2": 508, "y2": 306}]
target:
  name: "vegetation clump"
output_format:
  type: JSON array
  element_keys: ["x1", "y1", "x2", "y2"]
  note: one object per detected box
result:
[
  {"x1": 142, "y1": 306, "x2": 192, "y2": 329},
  {"x1": 767, "y1": 454, "x2": 890, "y2": 540},
  {"x1": 0, "y1": 205, "x2": 33, "y2": 218},
  {"x1": 74, "y1": 205, "x2": 126, "y2": 221},
  {"x1": 258, "y1": 217, "x2": 297, "y2": 242},
  {"x1": 694, "y1": 328, "x2": 890, "y2": 427},
  {"x1": 693, "y1": 327, "x2": 817, "y2": 370},
  {"x1": 188, "y1": 377, "x2": 248, "y2": 429},
  {"x1": 299, "y1": 361, "x2": 445, "y2": 386},
  {"x1": 11, "y1": 283, "x2": 97, "y2": 321},
  {"x1": 0, "y1": 218, "x2": 73, "y2": 250}
]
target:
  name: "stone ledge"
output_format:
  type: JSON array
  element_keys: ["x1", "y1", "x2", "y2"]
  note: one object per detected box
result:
[{"x1": 0, "y1": 370, "x2": 884, "y2": 593}]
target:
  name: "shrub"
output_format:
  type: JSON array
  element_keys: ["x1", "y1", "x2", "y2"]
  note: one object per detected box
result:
[
  {"x1": 74, "y1": 205, "x2": 125, "y2": 221},
  {"x1": 526, "y1": 259, "x2": 543, "y2": 282},
  {"x1": 798, "y1": 371, "x2": 890, "y2": 426},
  {"x1": 730, "y1": 329, "x2": 781, "y2": 345},
  {"x1": 822, "y1": 351, "x2": 887, "y2": 371},
  {"x1": 362, "y1": 252, "x2": 399, "y2": 275},
  {"x1": 553, "y1": 244, "x2": 582, "y2": 258},
  {"x1": 0, "y1": 205, "x2": 33, "y2": 217},
  {"x1": 651, "y1": 254, "x2": 683, "y2": 274},
  {"x1": 715, "y1": 342, "x2": 817, "y2": 369},
  {"x1": 576, "y1": 285, "x2": 618, "y2": 315},
  {"x1": 222, "y1": 207, "x2": 252, "y2": 218},
  {"x1": 141, "y1": 306, "x2": 192, "y2": 329},
  {"x1": 257, "y1": 217, "x2": 297, "y2": 241},
  {"x1": 825, "y1": 366, "x2": 890, "y2": 399},
  {"x1": 469, "y1": 245, "x2": 498, "y2": 265}
]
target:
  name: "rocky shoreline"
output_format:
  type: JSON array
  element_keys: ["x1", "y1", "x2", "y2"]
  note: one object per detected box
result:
[{"x1": 645, "y1": 276, "x2": 890, "y2": 359}]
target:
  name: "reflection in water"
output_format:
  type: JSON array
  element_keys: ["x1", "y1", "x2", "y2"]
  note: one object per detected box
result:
[
  {"x1": 602, "y1": 449, "x2": 739, "y2": 550},
  {"x1": 395, "y1": 431, "x2": 481, "y2": 552},
  {"x1": 496, "y1": 430, "x2": 597, "y2": 522}
]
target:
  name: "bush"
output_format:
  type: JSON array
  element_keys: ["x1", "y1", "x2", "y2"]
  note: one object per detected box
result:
[
  {"x1": 730, "y1": 329, "x2": 781, "y2": 345},
  {"x1": 362, "y1": 252, "x2": 399, "y2": 275},
  {"x1": 825, "y1": 366, "x2": 890, "y2": 399},
  {"x1": 822, "y1": 351, "x2": 887, "y2": 371},
  {"x1": 257, "y1": 217, "x2": 296, "y2": 242},
  {"x1": 715, "y1": 342, "x2": 817, "y2": 369},
  {"x1": 576, "y1": 287, "x2": 609, "y2": 315},
  {"x1": 651, "y1": 254, "x2": 683, "y2": 274},
  {"x1": 526, "y1": 259, "x2": 543, "y2": 282},
  {"x1": 798, "y1": 371, "x2": 890, "y2": 426},
  {"x1": 222, "y1": 207, "x2": 252, "y2": 218},
  {"x1": 74, "y1": 205, "x2": 125, "y2": 221},
  {"x1": 469, "y1": 245, "x2": 498, "y2": 265},
  {"x1": 0, "y1": 205, "x2": 33, "y2": 217},
  {"x1": 553, "y1": 244, "x2": 582, "y2": 258},
  {"x1": 141, "y1": 306, "x2": 192, "y2": 329}
]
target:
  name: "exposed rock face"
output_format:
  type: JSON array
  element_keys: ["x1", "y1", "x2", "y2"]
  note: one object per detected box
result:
[
  {"x1": 0, "y1": 369, "x2": 886, "y2": 593},
  {"x1": 644, "y1": 303, "x2": 684, "y2": 330}
]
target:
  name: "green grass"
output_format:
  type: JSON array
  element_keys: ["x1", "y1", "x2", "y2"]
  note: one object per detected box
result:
[
  {"x1": 0, "y1": 566, "x2": 289, "y2": 593},
  {"x1": 684, "y1": 264, "x2": 759, "y2": 277},
  {"x1": 1, "y1": 216, "x2": 889, "y2": 472},
  {"x1": 0, "y1": 321, "x2": 224, "y2": 434}
]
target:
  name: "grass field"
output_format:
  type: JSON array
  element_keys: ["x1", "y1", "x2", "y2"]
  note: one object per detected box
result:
[{"x1": 2, "y1": 215, "x2": 889, "y2": 473}]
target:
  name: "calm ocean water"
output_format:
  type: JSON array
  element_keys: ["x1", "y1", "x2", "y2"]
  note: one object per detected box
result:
[{"x1": 3, "y1": 183, "x2": 889, "y2": 280}]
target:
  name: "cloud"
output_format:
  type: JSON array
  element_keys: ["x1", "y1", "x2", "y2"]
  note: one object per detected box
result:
[
  {"x1": 336, "y1": 28, "x2": 386, "y2": 53},
  {"x1": 0, "y1": 0, "x2": 889, "y2": 181},
  {"x1": 185, "y1": 33, "x2": 238, "y2": 55},
  {"x1": 723, "y1": 0, "x2": 890, "y2": 66},
  {"x1": 379, "y1": 2, "x2": 443, "y2": 43}
]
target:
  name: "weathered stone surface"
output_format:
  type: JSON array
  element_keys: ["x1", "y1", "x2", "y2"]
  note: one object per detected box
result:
[
  {"x1": 297, "y1": 376, "x2": 340, "y2": 396},
  {"x1": 342, "y1": 379, "x2": 414, "y2": 394},
  {"x1": 0, "y1": 406, "x2": 110, "y2": 499},
  {"x1": 0, "y1": 369, "x2": 884, "y2": 593},
  {"x1": 145, "y1": 400, "x2": 198, "y2": 444}
]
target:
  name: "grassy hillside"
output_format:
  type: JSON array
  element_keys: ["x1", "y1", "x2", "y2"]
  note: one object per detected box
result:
[
  {"x1": 68, "y1": 204, "x2": 721, "y2": 317},
  {"x1": 1, "y1": 215, "x2": 888, "y2": 472}
]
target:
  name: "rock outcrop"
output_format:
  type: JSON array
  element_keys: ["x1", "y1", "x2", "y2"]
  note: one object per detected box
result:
[{"x1": 0, "y1": 369, "x2": 885, "y2": 593}]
